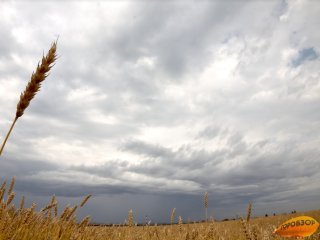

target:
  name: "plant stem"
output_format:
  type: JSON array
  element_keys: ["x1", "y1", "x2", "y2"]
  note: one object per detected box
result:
[{"x1": 0, "y1": 117, "x2": 18, "y2": 156}]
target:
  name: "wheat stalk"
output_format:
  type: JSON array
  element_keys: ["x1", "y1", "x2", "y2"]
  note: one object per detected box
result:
[
  {"x1": 5, "y1": 192, "x2": 15, "y2": 207},
  {"x1": 0, "y1": 181, "x2": 5, "y2": 202},
  {"x1": 128, "y1": 209, "x2": 133, "y2": 227},
  {"x1": 19, "y1": 195, "x2": 25, "y2": 211},
  {"x1": 23, "y1": 203, "x2": 36, "y2": 224},
  {"x1": 79, "y1": 216, "x2": 90, "y2": 230},
  {"x1": 204, "y1": 192, "x2": 208, "y2": 222},
  {"x1": 0, "y1": 41, "x2": 57, "y2": 157},
  {"x1": 7, "y1": 177, "x2": 15, "y2": 195},
  {"x1": 170, "y1": 208, "x2": 176, "y2": 225},
  {"x1": 80, "y1": 194, "x2": 92, "y2": 207},
  {"x1": 240, "y1": 217, "x2": 252, "y2": 240},
  {"x1": 41, "y1": 202, "x2": 57, "y2": 212},
  {"x1": 65, "y1": 205, "x2": 78, "y2": 221},
  {"x1": 0, "y1": 189, "x2": 5, "y2": 203},
  {"x1": 246, "y1": 203, "x2": 252, "y2": 223},
  {"x1": 178, "y1": 216, "x2": 183, "y2": 233},
  {"x1": 60, "y1": 205, "x2": 71, "y2": 220}
]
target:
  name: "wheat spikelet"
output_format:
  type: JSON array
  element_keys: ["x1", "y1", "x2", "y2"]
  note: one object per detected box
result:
[
  {"x1": 54, "y1": 202, "x2": 58, "y2": 217},
  {"x1": 0, "y1": 180, "x2": 6, "y2": 195},
  {"x1": 170, "y1": 208, "x2": 176, "y2": 225},
  {"x1": 48, "y1": 194, "x2": 58, "y2": 217},
  {"x1": 65, "y1": 205, "x2": 78, "y2": 221},
  {"x1": 47, "y1": 195, "x2": 56, "y2": 218},
  {"x1": 60, "y1": 205, "x2": 71, "y2": 220},
  {"x1": 16, "y1": 41, "x2": 57, "y2": 118},
  {"x1": 128, "y1": 209, "x2": 133, "y2": 227},
  {"x1": 206, "y1": 224, "x2": 215, "y2": 239},
  {"x1": 23, "y1": 203, "x2": 36, "y2": 224},
  {"x1": 79, "y1": 216, "x2": 90, "y2": 229},
  {"x1": 41, "y1": 202, "x2": 57, "y2": 212},
  {"x1": 251, "y1": 226, "x2": 258, "y2": 240},
  {"x1": 240, "y1": 217, "x2": 251, "y2": 240},
  {"x1": 18, "y1": 195, "x2": 25, "y2": 211},
  {"x1": 246, "y1": 203, "x2": 252, "y2": 223},
  {"x1": 185, "y1": 232, "x2": 190, "y2": 240},
  {"x1": 80, "y1": 194, "x2": 91, "y2": 207},
  {"x1": 7, "y1": 177, "x2": 15, "y2": 195},
  {"x1": 178, "y1": 216, "x2": 183, "y2": 233},
  {"x1": 50, "y1": 195, "x2": 56, "y2": 204},
  {"x1": 204, "y1": 192, "x2": 208, "y2": 208},
  {"x1": 0, "y1": 188, "x2": 5, "y2": 203},
  {"x1": 5, "y1": 192, "x2": 15, "y2": 206},
  {"x1": 204, "y1": 192, "x2": 208, "y2": 222},
  {"x1": 0, "y1": 41, "x2": 57, "y2": 156}
]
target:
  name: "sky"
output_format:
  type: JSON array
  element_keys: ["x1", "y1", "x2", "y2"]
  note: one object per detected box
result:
[{"x1": 0, "y1": 0, "x2": 319, "y2": 224}]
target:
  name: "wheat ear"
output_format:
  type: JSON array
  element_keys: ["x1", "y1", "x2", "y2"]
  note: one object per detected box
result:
[
  {"x1": 128, "y1": 209, "x2": 133, "y2": 227},
  {"x1": 7, "y1": 177, "x2": 15, "y2": 195},
  {"x1": 0, "y1": 41, "x2": 57, "y2": 156},
  {"x1": 204, "y1": 191, "x2": 208, "y2": 222},
  {"x1": 80, "y1": 194, "x2": 92, "y2": 207},
  {"x1": 170, "y1": 208, "x2": 176, "y2": 225},
  {"x1": 178, "y1": 216, "x2": 183, "y2": 233},
  {"x1": 246, "y1": 203, "x2": 252, "y2": 223}
]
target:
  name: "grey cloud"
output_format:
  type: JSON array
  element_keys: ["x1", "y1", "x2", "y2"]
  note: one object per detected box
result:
[
  {"x1": 0, "y1": 157, "x2": 59, "y2": 179},
  {"x1": 271, "y1": 0, "x2": 288, "y2": 18},
  {"x1": 116, "y1": 136, "x2": 320, "y2": 199},
  {"x1": 108, "y1": 1, "x2": 247, "y2": 79},
  {"x1": 1, "y1": 134, "x2": 319, "y2": 222},
  {"x1": 197, "y1": 126, "x2": 222, "y2": 139},
  {"x1": 121, "y1": 139, "x2": 173, "y2": 158}
]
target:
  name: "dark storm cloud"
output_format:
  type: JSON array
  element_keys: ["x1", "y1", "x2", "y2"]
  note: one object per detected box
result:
[
  {"x1": 70, "y1": 132, "x2": 319, "y2": 206},
  {"x1": 35, "y1": 134, "x2": 320, "y2": 222},
  {"x1": 15, "y1": 178, "x2": 146, "y2": 197},
  {"x1": 118, "y1": 135, "x2": 320, "y2": 187},
  {"x1": 0, "y1": 157, "x2": 59, "y2": 179}
]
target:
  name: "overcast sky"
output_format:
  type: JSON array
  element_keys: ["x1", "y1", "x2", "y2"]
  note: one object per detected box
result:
[{"x1": 0, "y1": 0, "x2": 319, "y2": 224}]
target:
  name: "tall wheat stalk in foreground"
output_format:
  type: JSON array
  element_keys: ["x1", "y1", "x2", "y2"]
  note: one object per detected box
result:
[{"x1": 0, "y1": 41, "x2": 57, "y2": 156}]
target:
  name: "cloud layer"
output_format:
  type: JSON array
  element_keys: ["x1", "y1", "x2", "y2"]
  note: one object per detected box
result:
[{"x1": 0, "y1": 0, "x2": 319, "y2": 223}]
